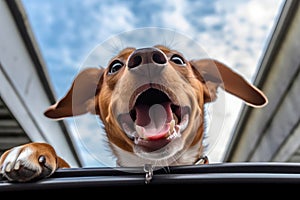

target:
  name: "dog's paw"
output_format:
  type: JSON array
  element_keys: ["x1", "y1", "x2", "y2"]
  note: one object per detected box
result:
[{"x1": 0, "y1": 143, "x2": 59, "y2": 182}]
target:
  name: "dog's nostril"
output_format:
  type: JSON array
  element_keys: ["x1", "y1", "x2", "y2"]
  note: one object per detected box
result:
[
  {"x1": 127, "y1": 48, "x2": 167, "y2": 69},
  {"x1": 152, "y1": 52, "x2": 167, "y2": 64},
  {"x1": 128, "y1": 55, "x2": 142, "y2": 69}
]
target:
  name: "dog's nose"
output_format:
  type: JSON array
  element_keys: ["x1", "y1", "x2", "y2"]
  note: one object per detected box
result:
[{"x1": 127, "y1": 47, "x2": 167, "y2": 69}]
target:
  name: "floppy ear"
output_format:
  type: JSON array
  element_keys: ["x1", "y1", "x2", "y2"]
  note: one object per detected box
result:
[
  {"x1": 44, "y1": 68, "x2": 105, "y2": 119},
  {"x1": 190, "y1": 59, "x2": 268, "y2": 107}
]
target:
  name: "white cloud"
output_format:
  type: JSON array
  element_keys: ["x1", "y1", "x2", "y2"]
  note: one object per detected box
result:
[
  {"x1": 212, "y1": 0, "x2": 284, "y2": 77},
  {"x1": 159, "y1": 0, "x2": 193, "y2": 33}
]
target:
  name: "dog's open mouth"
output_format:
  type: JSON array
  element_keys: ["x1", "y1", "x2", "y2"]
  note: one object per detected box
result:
[{"x1": 118, "y1": 84, "x2": 190, "y2": 152}]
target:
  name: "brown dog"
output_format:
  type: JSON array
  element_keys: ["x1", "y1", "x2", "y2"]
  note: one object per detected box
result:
[{"x1": 0, "y1": 45, "x2": 267, "y2": 182}]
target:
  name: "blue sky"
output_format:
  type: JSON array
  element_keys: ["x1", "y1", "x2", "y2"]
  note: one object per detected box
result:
[{"x1": 21, "y1": 0, "x2": 284, "y2": 167}]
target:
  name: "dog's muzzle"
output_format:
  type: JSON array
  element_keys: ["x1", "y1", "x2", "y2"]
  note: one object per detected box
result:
[
  {"x1": 118, "y1": 85, "x2": 190, "y2": 152},
  {"x1": 117, "y1": 48, "x2": 191, "y2": 153}
]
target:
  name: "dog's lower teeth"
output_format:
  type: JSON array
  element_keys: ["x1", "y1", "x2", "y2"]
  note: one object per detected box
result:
[
  {"x1": 170, "y1": 120, "x2": 175, "y2": 132},
  {"x1": 135, "y1": 125, "x2": 144, "y2": 137},
  {"x1": 166, "y1": 120, "x2": 176, "y2": 137},
  {"x1": 173, "y1": 113, "x2": 178, "y2": 124}
]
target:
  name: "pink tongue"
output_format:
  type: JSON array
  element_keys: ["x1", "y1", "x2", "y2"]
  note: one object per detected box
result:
[{"x1": 135, "y1": 102, "x2": 172, "y2": 139}]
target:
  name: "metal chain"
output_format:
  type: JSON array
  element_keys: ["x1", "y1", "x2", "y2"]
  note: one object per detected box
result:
[{"x1": 144, "y1": 164, "x2": 153, "y2": 184}]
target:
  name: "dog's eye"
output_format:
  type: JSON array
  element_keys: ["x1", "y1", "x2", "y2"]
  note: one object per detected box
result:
[
  {"x1": 170, "y1": 54, "x2": 186, "y2": 66},
  {"x1": 108, "y1": 60, "x2": 124, "y2": 74}
]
